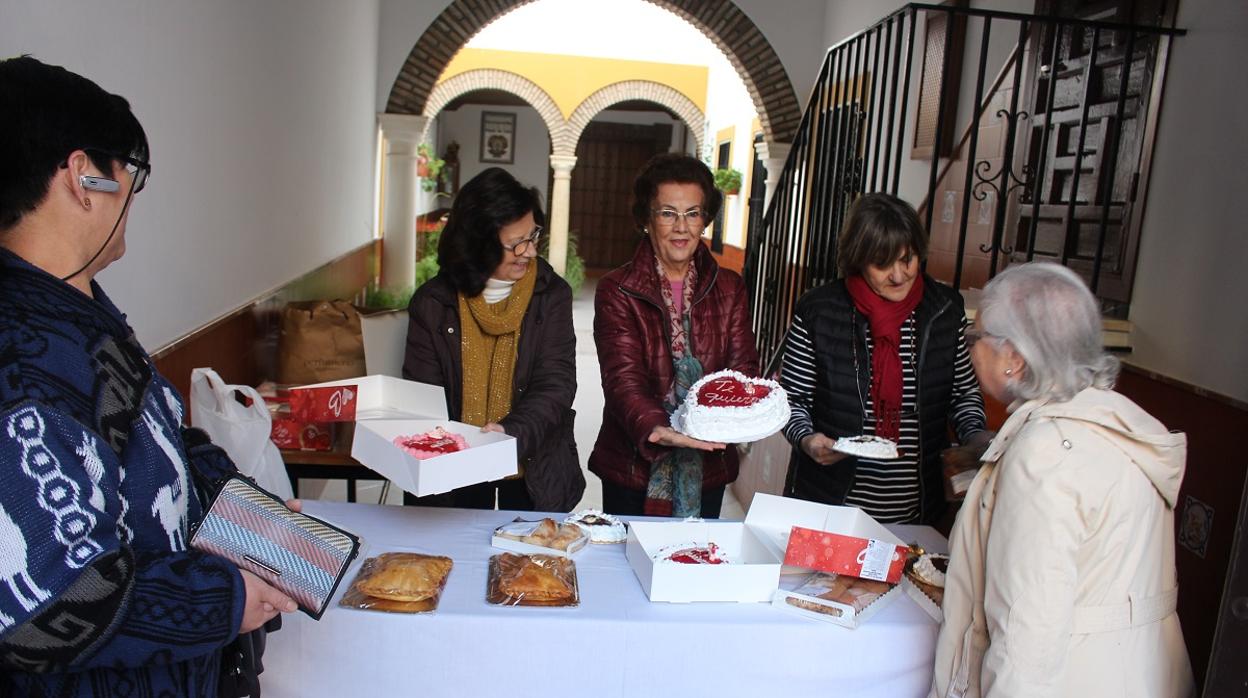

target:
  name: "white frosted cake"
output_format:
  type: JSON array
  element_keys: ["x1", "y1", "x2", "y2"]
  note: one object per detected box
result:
[
  {"x1": 671, "y1": 369, "x2": 789, "y2": 443},
  {"x1": 832, "y1": 435, "x2": 900, "y2": 459},
  {"x1": 563, "y1": 509, "x2": 627, "y2": 544}
]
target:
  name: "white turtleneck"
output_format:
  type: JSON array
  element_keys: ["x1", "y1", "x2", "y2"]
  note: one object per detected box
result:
[{"x1": 482, "y1": 277, "x2": 516, "y2": 304}]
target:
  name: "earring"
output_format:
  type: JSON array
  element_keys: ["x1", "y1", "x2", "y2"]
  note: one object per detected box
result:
[
  {"x1": 642, "y1": 227, "x2": 649, "y2": 236},
  {"x1": 83, "y1": 197, "x2": 92, "y2": 210},
  {"x1": 1004, "y1": 368, "x2": 1013, "y2": 376}
]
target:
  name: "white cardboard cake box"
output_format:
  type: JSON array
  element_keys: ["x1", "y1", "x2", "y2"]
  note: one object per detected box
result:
[
  {"x1": 626, "y1": 519, "x2": 783, "y2": 603},
  {"x1": 900, "y1": 576, "x2": 944, "y2": 622},
  {"x1": 291, "y1": 375, "x2": 518, "y2": 497}
]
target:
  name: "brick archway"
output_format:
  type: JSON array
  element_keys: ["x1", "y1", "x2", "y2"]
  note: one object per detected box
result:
[
  {"x1": 422, "y1": 69, "x2": 568, "y2": 147},
  {"x1": 565, "y1": 81, "x2": 705, "y2": 156},
  {"x1": 386, "y1": 0, "x2": 801, "y2": 144}
]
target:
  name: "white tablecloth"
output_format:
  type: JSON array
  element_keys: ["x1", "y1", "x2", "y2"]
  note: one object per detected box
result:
[{"x1": 260, "y1": 501, "x2": 948, "y2": 698}]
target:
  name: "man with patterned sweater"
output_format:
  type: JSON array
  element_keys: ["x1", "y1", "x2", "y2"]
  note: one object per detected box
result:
[{"x1": 0, "y1": 56, "x2": 298, "y2": 697}]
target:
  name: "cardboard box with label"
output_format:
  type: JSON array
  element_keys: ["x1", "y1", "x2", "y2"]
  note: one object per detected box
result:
[
  {"x1": 748, "y1": 494, "x2": 909, "y2": 628},
  {"x1": 288, "y1": 375, "x2": 518, "y2": 497}
]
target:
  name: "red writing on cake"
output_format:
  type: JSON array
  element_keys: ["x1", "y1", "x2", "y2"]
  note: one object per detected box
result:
[{"x1": 696, "y1": 377, "x2": 771, "y2": 408}]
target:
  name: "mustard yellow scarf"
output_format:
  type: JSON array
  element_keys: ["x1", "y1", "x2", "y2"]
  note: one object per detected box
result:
[{"x1": 458, "y1": 263, "x2": 537, "y2": 427}]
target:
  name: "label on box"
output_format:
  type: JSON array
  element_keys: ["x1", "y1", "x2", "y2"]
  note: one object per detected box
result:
[
  {"x1": 783, "y1": 526, "x2": 906, "y2": 584},
  {"x1": 289, "y1": 385, "x2": 358, "y2": 423},
  {"x1": 858, "y1": 539, "x2": 894, "y2": 581}
]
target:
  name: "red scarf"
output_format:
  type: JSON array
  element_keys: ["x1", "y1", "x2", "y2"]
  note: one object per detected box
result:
[{"x1": 845, "y1": 274, "x2": 925, "y2": 441}]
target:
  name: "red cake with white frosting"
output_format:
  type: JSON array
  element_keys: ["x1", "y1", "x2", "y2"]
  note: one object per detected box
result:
[
  {"x1": 671, "y1": 369, "x2": 789, "y2": 443},
  {"x1": 393, "y1": 426, "x2": 468, "y2": 460}
]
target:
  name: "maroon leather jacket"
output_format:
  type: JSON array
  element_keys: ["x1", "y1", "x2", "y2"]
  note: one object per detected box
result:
[{"x1": 589, "y1": 240, "x2": 760, "y2": 492}]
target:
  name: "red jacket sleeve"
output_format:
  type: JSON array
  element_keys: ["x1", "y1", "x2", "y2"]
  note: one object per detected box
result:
[{"x1": 593, "y1": 280, "x2": 669, "y2": 462}]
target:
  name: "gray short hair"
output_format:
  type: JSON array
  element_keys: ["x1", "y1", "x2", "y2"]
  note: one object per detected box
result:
[{"x1": 979, "y1": 262, "x2": 1119, "y2": 402}]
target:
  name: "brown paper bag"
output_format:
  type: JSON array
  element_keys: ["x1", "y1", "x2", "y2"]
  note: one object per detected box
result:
[{"x1": 277, "y1": 300, "x2": 367, "y2": 384}]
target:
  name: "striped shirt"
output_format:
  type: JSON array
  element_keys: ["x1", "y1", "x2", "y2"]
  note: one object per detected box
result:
[{"x1": 781, "y1": 313, "x2": 985, "y2": 523}]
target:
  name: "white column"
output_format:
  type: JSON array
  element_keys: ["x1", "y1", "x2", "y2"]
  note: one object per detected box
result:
[
  {"x1": 754, "y1": 141, "x2": 792, "y2": 209},
  {"x1": 547, "y1": 154, "x2": 577, "y2": 276},
  {"x1": 378, "y1": 113, "x2": 429, "y2": 289}
]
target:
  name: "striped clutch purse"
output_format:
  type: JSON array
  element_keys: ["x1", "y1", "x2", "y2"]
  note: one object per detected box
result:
[{"x1": 190, "y1": 477, "x2": 360, "y2": 620}]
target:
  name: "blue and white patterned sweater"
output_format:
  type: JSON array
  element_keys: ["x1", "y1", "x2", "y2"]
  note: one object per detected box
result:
[{"x1": 0, "y1": 248, "x2": 245, "y2": 697}]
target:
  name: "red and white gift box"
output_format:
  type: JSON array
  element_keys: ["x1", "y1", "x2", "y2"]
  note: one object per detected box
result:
[{"x1": 783, "y1": 526, "x2": 908, "y2": 584}]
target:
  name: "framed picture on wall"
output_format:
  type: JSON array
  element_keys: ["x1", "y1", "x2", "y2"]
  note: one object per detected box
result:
[{"x1": 480, "y1": 111, "x2": 516, "y2": 164}]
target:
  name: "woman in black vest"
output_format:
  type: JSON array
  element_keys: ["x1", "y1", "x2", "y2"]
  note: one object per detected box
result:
[{"x1": 779, "y1": 194, "x2": 990, "y2": 524}]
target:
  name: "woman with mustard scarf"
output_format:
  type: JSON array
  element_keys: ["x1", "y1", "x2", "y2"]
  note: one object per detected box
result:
[{"x1": 402, "y1": 168, "x2": 584, "y2": 512}]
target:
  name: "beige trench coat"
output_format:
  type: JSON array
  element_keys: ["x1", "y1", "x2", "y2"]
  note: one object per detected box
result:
[{"x1": 931, "y1": 387, "x2": 1195, "y2": 698}]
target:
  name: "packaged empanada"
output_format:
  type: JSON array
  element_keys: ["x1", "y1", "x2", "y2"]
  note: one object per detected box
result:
[
  {"x1": 340, "y1": 552, "x2": 453, "y2": 614},
  {"x1": 486, "y1": 553, "x2": 579, "y2": 607},
  {"x1": 491, "y1": 517, "x2": 588, "y2": 557}
]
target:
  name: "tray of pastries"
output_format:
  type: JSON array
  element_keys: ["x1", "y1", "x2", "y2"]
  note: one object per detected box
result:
[
  {"x1": 492, "y1": 517, "x2": 589, "y2": 557},
  {"x1": 486, "y1": 553, "x2": 579, "y2": 607},
  {"x1": 340, "y1": 552, "x2": 453, "y2": 614}
]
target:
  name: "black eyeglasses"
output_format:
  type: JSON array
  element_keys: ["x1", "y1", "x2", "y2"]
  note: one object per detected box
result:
[
  {"x1": 501, "y1": 226, "x2": 543, "y2": 256},
  {"x1": 83, "y1": 148, "x2": 151, "y2": 193}
]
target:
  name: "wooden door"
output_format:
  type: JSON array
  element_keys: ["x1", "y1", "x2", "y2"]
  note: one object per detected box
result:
[
  {"x1": 570, "y1": 121, "x2": 672, "y2": 272},
  {"x1": 1010, "y1": 0, "x2": 1173, "y2": 305}
]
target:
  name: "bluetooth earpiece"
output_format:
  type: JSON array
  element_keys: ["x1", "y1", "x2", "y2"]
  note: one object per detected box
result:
[{"x1": 79, "y1": 175, "x2": 120, "y2": 193}]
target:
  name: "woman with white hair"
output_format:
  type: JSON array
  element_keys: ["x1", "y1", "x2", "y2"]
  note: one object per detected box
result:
[{"x1": 932, "y1": 262, "x2": 1194, "y2": 697}]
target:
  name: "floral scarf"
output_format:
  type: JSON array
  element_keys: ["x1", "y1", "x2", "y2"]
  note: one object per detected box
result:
[{"x1": 645, "y1": 257, "x2": 705, "y2": 517}]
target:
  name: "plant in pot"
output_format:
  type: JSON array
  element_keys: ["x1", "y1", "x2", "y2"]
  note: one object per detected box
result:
[
  {"x1": 714, "y1": 167, "x2": 743, "y2": 196},
  {"x1": 416, "y1": 143, "x2": 445, "y2": 193}
]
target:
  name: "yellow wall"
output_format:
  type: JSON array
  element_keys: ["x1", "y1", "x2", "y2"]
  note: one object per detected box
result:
[{"x1": 440, "y1": 48, "x2": 708, "y2": 118}]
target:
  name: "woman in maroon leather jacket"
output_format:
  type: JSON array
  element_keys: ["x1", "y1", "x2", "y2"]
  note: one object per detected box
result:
[{"x1": 589, "y1": 154, "x2": 760, "y2": 518}]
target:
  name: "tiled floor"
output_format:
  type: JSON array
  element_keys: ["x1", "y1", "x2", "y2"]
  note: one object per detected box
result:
[{"x1": 302, "y1": 275, "x2": 745, "y2": 519}]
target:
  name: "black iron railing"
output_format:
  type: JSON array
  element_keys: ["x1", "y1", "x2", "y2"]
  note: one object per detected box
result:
[{"x1": 743, "y1": 3, "x2": 1184, "y2": 372}]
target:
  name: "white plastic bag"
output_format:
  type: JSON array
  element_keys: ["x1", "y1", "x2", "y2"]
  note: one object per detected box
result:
[{"x1": 189, "y1": 367, "x2": 295, "y2": 501}]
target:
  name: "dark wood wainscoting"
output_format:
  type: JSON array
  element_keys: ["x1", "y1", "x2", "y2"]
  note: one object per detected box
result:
[
  {"x1": 1114, "y1": 365, "x2": 1248, "y2": 688},
  {"x1": 151, "y1": 240, "x2": 379, "y2": 402}
]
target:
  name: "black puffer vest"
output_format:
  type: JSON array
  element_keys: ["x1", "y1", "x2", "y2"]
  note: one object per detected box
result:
[{"x1": 785, "y1": 275, "x2": 963, "y2": 524}]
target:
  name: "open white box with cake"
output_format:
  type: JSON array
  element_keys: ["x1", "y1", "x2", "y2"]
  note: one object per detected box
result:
[
  {"x1": 626, "y1": 518, "x2": 783, "y2": 603},
  {"x1": 289, "y1": 375, "x2": 518, "y2": 497},
  {"x1": 626, "y1": 493, "x2": 907, "y2": 606}
]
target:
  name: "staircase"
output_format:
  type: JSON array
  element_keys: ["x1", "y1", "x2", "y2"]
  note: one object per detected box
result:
[{"x1": 742, "y1": 3, "x2": 1184, "y2": 372}]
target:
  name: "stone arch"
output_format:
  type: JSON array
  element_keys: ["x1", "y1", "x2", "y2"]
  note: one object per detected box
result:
[
  {"x1": 564, "y1": 81, "x2": 705, "y2": 156},
  {"x1": 385, "y1": 0, "x2": 801, "y2": 143},
  {"x1": 422, "y1": 69, "x2": 568, "y2": 147}
]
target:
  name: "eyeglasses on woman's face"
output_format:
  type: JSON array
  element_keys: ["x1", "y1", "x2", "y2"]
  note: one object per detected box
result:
[
  {"x1": 964, "y1": 326, "x2": 997, "y2": 348},
  {"x1": 651, "y1": 207, "x2": 708, "y2": 229},
  {"x1": 501, "y1": 226, "x2": 543, "y2": 256}
]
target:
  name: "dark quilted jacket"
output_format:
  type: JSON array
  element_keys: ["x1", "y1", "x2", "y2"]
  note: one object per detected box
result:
[
  {"x1": 589, "y1": 240, "x2": 760, "y2": 492},
  {"x1": 785, "y1": 275, "x2": 965, "y2": 523},
  {"x1": 402, "y1": 257, "x2": 585, "y2": 512}
]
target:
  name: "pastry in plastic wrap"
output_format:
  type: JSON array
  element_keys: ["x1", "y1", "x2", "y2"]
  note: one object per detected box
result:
[
  {"x1": 494, "y1": 518, "x2": 587, "y2": 552},
  {"x1": 785, "y1": 572, "x2": 894, "y2": 617},
  {"x1": 487, "y1": 553, "x2": 578, "y2": 606},
  {"x1": 340, "y1": 552, "x2": 453, "y2": 613}
]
